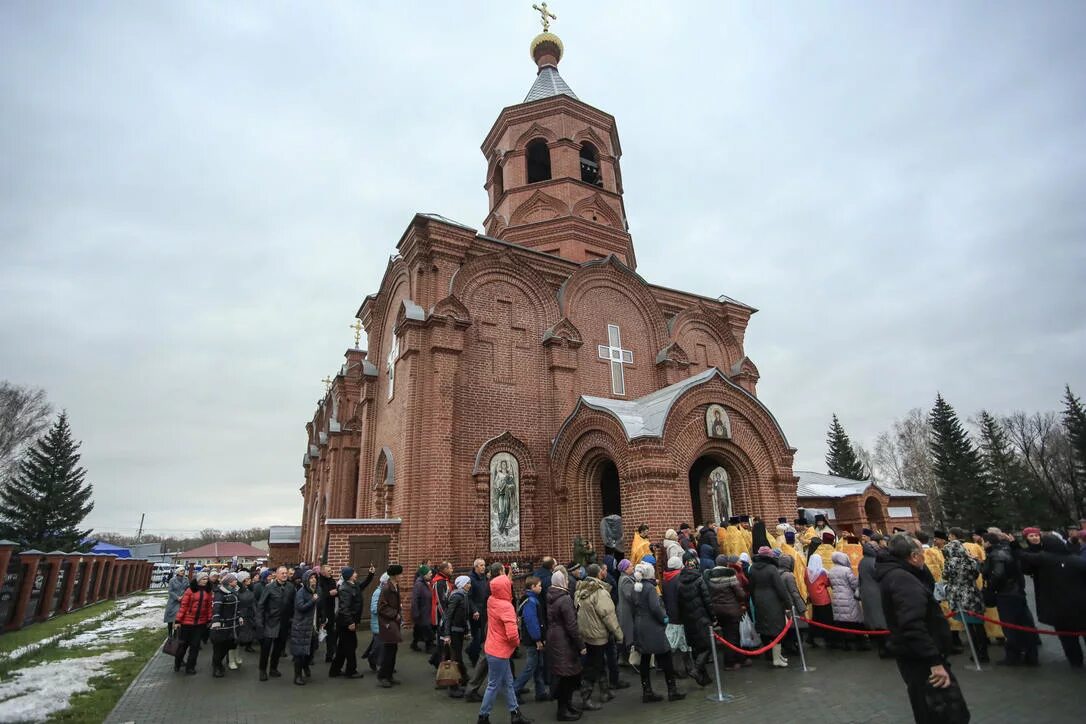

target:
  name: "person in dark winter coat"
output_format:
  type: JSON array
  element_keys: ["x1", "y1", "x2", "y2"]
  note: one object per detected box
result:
[
  {"x1": 616, "y1": 561, "x2": 636, "y2": 654},
  {"x1": 174, "y1": 571, "x2": 214, "y2": 675},
  {"x1": 676, "y1": 554, "x2": 713, "y2": 686},
  {"x1": 376, "y1": 564, "x2": 404, "y2": 687},
  {"x1": 317, "y1": 564, "x2": 340, "y2": 663},
  {"x1": 441, "y1": 575, "x2": 472, "y2": 698},
  {"x1": 467, "y1": 559, "x2": 491, "y2": 667},
  {"x1": 255, "y1": 566, "x2": 294, "y2": 680},
  {"x1": 329, "y1": 567, "x2": 363, "y2": 678},
  {"x1": 875, "y1": 533, "x2": 965, "y2": 724},
  {"x1": 410, "y1": 566, "x2": 433, "y2": 653},
  {"x1": 546, "y1": 570, "x2": 584, "y2": 721},
  {"x1": 698, "y1": 544, "x2": 716, "y2": 573},
  {"x1": 982, "y1": 533, "x2": 1039, "y2": 666},
  {"x1": 290, "y1": 569, "x2": 321, "y2": 685},
  {"x1": 1020, "y1": 533, "x2": 1086, "y2": 667},
  {"x1": 777, "y1": 554, "x2": 807, "y2": 656},
  {"x1": 209, "y1": 573, "x2": 242, "y2": 678},
  {"x1": 858, "y1": 543, "x2": 890, "y2": 657},
  {"x1": 706, "y1": 562, "x2": 746, "y2": 670},
  {"x1": 630, "y1": 562, "x2": 685, "y2": 704},
  {"x1": 234, "y1": 572, "x2": 257, "y2": 664},
  {"x1": 747, "y1": 548, "x2": 791, "y2": 667}
]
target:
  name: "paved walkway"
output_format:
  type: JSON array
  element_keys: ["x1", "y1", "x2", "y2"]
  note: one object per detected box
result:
[{"x1": 108, "y1": 623, "x2": 1080, "y2": 723}]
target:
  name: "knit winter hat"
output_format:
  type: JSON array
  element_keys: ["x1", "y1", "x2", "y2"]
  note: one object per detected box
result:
[
  {"x1": 1023, "y1": 527, "x2": 1041, "y2": 537},
  {"x1": 757, "y1": 546, "x2": 772, "y2": 556},
  {"x1": 666, "y1": 556, "x2": 682, "y2": 570},
  {"x1": 454, "y1": 575, "x2": 471, "y2": 590},
  {"x1": 236, "y1": 571, "x2": 250, "y2": 583},
  {"x1": 715, "y1": 555, "x2": 728, "y2": 567},
  {"x1": 617, "y1": 559, "x2": 631, "y2": 573},
  {"x1": 641, "y1": 555, "x2": 656, "y2": 566},
  {"x1": 222, "y1": 572, "x2": 238, "y2": 585},
  {"x1": 195, "y1": 571, "x2": 209, "y2": 582},
  {"x1": 341, "y1": 567, "x2": 354, "y2": 581},
  {"x1": 417, "y1": 565, "x2": 431, "y2": 577}
]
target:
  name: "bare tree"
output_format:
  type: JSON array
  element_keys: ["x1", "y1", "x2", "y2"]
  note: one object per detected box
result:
[
  {"x1": 870, "y1": 408, "x2": 943, "y2": 527},
  {"x1": 1004, "y1": 411, "x2": 1081, "y2": 522},
  {"x1": 0, "y1": 383, "x2": 52, "y2": 478}
]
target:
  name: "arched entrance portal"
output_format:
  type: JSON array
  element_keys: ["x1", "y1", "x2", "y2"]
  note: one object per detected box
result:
[
  {"x1": 864, "y1": 497, "x2": 887, "y2": 533},
  {"x1": 598, "y1": 460, "x2": 621, "y2": 516},
  {"x1": 688, "y1": 456, "x2": 733, "y2": 525}
]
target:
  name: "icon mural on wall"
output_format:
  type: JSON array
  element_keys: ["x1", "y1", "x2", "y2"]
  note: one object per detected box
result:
[
  {"x1": 705, "y1": 404, "x2": 731, "y2": 439},
  {"x1": 709, "y1": 466, "x2": 732, "y2": 523},
  {"x1": 490, "y1": 452, "x2": 521, "y2": 552}
]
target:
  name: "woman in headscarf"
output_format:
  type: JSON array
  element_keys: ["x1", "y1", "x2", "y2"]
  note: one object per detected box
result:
[
  {"x1": 943, "y1": 539, "x2": 990, "y2": 664},
  {"x1": 209, "y1": 572, "x2": 241, "y2": 678},
  {"x1": 441, "y1": 575, "x2": 472, "y2": 698},
  {"x1": 748, "y1": 546, "x2": 791, "y2": 668},
  {"x1": 290, "y1": 568, "x2": 321, "y2": 685},
  {"x1": 827, "y1": 551, "x2": 866, "y2": 651},
  {"x1": 546, "y1": 569, "x2": 583, "y2": 720},
  {"x1": 661, "y1": 529, "x2": 683, "y2": 567},
  {"x1": 616, "y1": 559, "x2": 637, "y2": 662},
  {"x1": 805, "y1": 554, "x2": 833, "y2": 649},
  {"x1": 233, "y1": 571, "x2": 256, "y2": 664},
  {"x1": 858, "y1": 542, "x2": 889, "y2": 657},
  {"x1": 164, "y1": 567, "x2": 188, "y2": 636},
  {"x1": 631, "y1": 562, "x2": 685, "y2": 704}
]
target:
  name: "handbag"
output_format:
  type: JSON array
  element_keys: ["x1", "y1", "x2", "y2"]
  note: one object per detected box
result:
[
  {"x1": 628, "y1": 648, "x2": 641, "y2": 667},
  {"x1": 162, "y1": 630, "x2": 183, "y2": 656},
  {"x1": 739, "y1": 613, "x2": 758, "y2": 649},
  {"x1": 435, "y1": 644, "x2": 462, "y2": 688},
  {"x1": 924, "y1": 679, "x2": 971, "y2": 724}
]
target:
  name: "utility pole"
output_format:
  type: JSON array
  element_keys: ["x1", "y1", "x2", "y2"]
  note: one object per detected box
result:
[{"x1": 136, "y1": 513, "x2": 145, "y2": 543}]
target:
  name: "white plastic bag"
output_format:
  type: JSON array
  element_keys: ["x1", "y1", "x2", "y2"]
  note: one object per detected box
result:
[{"x1": 739, "y1": 613, "x2": 758, "y2": 648}]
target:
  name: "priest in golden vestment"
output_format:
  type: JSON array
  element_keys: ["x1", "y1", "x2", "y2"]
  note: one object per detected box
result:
[
  {"x1": 720, "y1": 517, "x2": 746, "y2": 557},
  {"x1": 631, "y1": 523, "x2": 652, "y2": 566}
]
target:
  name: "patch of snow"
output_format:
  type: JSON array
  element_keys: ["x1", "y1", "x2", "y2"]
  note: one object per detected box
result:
[
  {"x1": 0, "y1": 650, "x2": 131, "y2": 723},
  {"x1": 58, "y1": 597, "x2": 164, "y2": 649},
  {"x1": 0, "y1": 607, "x2": 121, "y2": 664}
]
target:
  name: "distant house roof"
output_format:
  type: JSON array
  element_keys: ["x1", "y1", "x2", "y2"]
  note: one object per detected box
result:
[
  {"x1": 269, "y1": 526, "x2": 302, "y2": 545},
  {"x1": 795, "y1": 470, "x2": 924, "y2": 499},
  {"x1": 177, "y1": 542, "x2": 268, "y2": 559}
]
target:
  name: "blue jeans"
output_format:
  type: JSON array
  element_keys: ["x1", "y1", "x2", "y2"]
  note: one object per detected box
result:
[
  {"x1": 513, "y1": 645, "x2": 547, "y2": 697},
  {"x1": 480, "y1": 654, "x2": 517, "y2": 716}
]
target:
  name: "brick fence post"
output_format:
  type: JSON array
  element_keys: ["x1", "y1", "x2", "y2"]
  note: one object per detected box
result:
[
  {"x1": 35, "y1": 551, "x2": 65, "y2": 622},
  {"x1": 59, "y1": 553, "x2": 82, "y2": 613},
  {"x1": 7, "y1": 549, "x2": 43, "y2": 631}
]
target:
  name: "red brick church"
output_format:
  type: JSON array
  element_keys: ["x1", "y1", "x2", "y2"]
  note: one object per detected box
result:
[{"x1": 298, "y1": 21, "x2": 799, "y2": 575}]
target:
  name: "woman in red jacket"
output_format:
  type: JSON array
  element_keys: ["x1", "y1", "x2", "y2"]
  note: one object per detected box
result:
[
  {"x1": 175, "y1": 570, "x2": 215, "y2": 674},
  {"x1": 805, "y1": 555, "x2": 835, "y2": 649},
  {"x1": 476, "y1": 574, "x2": 531, "y2": 724}
]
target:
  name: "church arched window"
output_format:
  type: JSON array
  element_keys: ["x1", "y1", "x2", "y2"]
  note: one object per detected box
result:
[
  {"x1": 526, "y1": 138, "x2": 552, "y2": 183},
  {"x1": 493, "y1": 161, "x2": 504, "y2": 197},
  {"x1": 579, "y1": 142, "x2": 602, "y2": 187}
]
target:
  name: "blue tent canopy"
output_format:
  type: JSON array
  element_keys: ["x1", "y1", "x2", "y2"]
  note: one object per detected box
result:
[{"x1": 89, "y1": 541, "x2": 131, "y2": 557}]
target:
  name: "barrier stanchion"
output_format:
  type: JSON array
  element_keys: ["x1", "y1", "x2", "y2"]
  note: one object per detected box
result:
[
  {"x1": 959, "y1": 610, "x2": 983, "y2": 672},
  {"x1": 791, "y1": 607, "x2": 814, "y2": 672},
  {"x1": 706, "y1": 624, "x2": 733, "y2": 703}
]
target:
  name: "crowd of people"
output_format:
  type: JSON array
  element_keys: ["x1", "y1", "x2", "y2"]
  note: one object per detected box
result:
[{"x1": 159, "y1": 514, "x2": 1086, "y2": 724}]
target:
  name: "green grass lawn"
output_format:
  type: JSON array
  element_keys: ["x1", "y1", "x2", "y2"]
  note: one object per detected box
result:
[
  {"x1": 48, "y1": 625, "x2": 164, "y2": 723},
  {"x1": 0, "y1": 600, "x2": 119, "y2": 657}
]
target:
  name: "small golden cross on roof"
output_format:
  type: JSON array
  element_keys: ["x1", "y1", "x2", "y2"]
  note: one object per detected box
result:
[
  {"x1": 321, "y1": 376, "x2": 334, "y2": 393},
  {"x1": 349, "y1": 319, "x2": 363, "y2": 348},
  {"x1": 532, "y1": 2, "x2": 556, "y2": 32}
]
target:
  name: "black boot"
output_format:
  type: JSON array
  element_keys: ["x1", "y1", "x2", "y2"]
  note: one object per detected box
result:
[
  {"x1": 598, "y1": 678, "x2": 614, "y2": 702},
  {"x1": 294, "y1": 663, "x2": 305, "y2": 686},
  {"x1": 666, "y1": 674, "x2": 686, "y2": 702},
  {"x1": 641, "y1": 678, "x2": 663, "y2": 703},
  {"x1": 476, "y1": 716, "x2": 489, "y2": 724},
  {"x1": 510, "y1": 709, "x2": 533, "y2": 724},
  {"x1": 557, "y1": 708, "x2": 581, "y2": 722},
  {"x1": 579, "y1": 687, "x2": 602, "y2": 711}
]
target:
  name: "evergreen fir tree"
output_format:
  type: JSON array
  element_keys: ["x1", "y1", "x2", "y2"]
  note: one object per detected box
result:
[
  {"x1": 0, "y1": 412, "x2": 94, "y2": 550},
  {"x1": 976, "y1": 410, "x2": 1019, "y2": 528},
  {"x1": 825, "y1": 414, "x2": 869, "y2": 480},
  {"x1": 928, "y1": 394, "x2": 986, "y2": 528},
  {"x1": 1062, "y1": 385, "x2": 1086, "y2": 518}
]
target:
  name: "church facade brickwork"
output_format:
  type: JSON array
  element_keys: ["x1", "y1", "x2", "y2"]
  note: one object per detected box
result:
[{"x1": 297, "y1": 29, "x2": 799, "y2": 599}]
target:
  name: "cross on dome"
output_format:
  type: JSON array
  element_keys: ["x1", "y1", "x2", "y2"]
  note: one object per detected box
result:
[{"x1": 532, "y1": 2, "x2": 557, "y2": 32}]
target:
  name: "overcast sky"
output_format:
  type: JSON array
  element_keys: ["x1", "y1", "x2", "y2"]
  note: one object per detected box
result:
[{"x1": 2, "y1": 2, "x2": 1084, "y2": 537}]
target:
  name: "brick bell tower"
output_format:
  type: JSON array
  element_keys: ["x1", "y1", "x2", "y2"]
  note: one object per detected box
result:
[{"x1": 481, "y1": 13, "x2": 636, "y2": 269}]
